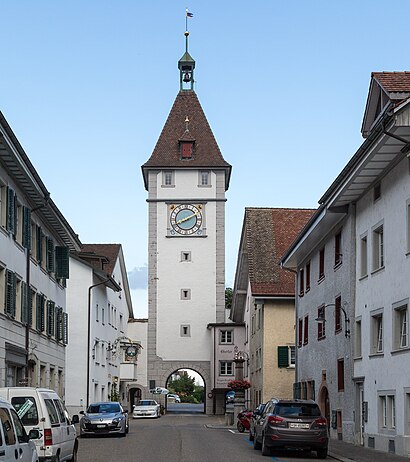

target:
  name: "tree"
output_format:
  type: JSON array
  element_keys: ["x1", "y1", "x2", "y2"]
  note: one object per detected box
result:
[
  {"x1": 168, "y1": 371, "x2": 195, "y2": 397},
  {"x1": 225, "y1": 287, "x2": 233, "y2": 311}
]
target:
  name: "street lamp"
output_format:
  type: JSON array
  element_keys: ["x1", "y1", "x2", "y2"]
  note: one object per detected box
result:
[{"x1": 315, "y1": 302, "x2": 351, "y2": 338}]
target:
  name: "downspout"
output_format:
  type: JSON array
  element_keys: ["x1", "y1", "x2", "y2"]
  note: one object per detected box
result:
[{"x1": 87, "y1": 279, "x2": 111, "y2": 407}]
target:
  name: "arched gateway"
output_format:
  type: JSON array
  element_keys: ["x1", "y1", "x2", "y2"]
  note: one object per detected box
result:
[{"x1": 141, "y1": 29, "x2": 231, "y2": 415}]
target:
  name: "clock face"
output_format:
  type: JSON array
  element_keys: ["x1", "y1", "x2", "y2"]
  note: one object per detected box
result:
[{"x1": 170, "y1": 204, "x2": 203, "y2": 235}]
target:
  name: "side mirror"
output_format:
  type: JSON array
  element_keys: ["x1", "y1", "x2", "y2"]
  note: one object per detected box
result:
[
  {"x1": 123, "y1": 410, "x2": 128, "y2": 414},
  {"x1": 28, "y1": 429, "x2": 41, "y2": 440},
  {"x1": 79, "y1": 410, "x2": 85, "y2": 415},
  {"x1": 71, "y1": 415, "x2": 79, "y2": 424}
]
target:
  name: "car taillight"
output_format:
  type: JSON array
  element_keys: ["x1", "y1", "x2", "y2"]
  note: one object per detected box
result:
[
  {"x1": 44, "y1": 428, "x2": 53, "y2": 446},
  {"x1": 268, "y1": 415, "x2": 285, "y2": 426},
  {"x1": 312, "y1": 417, "x2": 327, "y2": 428}
]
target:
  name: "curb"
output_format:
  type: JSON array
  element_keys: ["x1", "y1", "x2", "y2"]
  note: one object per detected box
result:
[{"x1": 328, "y1": 452, "x2": 353, "y2": 462}]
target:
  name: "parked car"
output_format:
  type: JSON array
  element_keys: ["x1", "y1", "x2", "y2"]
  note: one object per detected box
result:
[
  {"x1": 249, "y1": 403, "x2": 266, "y2": 441},
  {"x1": 253, "y1": 399, "x2": 328, "y2": 458},
  {"x1": 0, "y1": 396, "x2": 40, "y2": 462},
  {"x1": 79, "y1": 402, "x2": 128, "y2": 437},
  {"x1": 167, "y1": 394, "x2": 181, "y2": 403},
  {"x1": 132, "y1": 400, "x2": 161, "y2": 418},
  {"x1": 225, "y1": 391, "x2": 235, "y2": 403},
  {"x1": 0, "y1": 387, "x2": 79, "y2": 462}
]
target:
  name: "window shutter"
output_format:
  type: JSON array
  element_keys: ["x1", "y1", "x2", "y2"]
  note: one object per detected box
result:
[
  {"x1": 56, "y1": 307, "x2": 63, "y2": 341},
  {"x1": 278, "y1": 346, "x2": 290, "y2": 368},
  {"x1": 28, "y1": 289, "x2": 33, "y2": 326},
  {"x1": 46, "y1": 237, "x2": 55, "y2": 273},
  {"x1": 36, "y1": 293, "x2": 45, "y2": 331},
  {"x1": 311, "y1": 380, "x2": 316, "y2": 400},
  {"x1": 21, "y1": 281, "x2": 28, "y2": 324},
  {"x1": 293, "y1": 382, "x2": 301, "y2": 399},
  {"x1": 36, "y1": 226, "x2": 43, "y2": 263},
  {"x1": 63, "y1": 312, "x2": 68, "y2": 344},
  {"x1": 5, "y1": 270, "x2": 16, "y2": 317},
  {"x1": 22, "y1": 207, "x2": 31, "y2": 250},
  {"x1": 47, "y1": 300, "x2": 55, "y2": 336},
  {"x1": 6, "y1": 187, "x2": 16, "y2": 235},
  {"x1": 55, "y1": 246, "x2": 70, "y2": 279}
]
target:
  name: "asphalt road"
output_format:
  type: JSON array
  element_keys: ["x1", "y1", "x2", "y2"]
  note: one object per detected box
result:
[{"x1": 77, "y1": 412, "x2": 330, "y2": 462}]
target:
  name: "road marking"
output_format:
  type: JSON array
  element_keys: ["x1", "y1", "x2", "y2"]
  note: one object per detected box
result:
[
  {"x1": 242, "y1": 437, "x2": 281, "y2": 461},
  {"x1": 228, "y1": 430, "x2": 235, "y2": 433}
]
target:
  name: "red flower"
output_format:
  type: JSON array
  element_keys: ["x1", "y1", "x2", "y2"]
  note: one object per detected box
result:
[{"x1": 227, "y1": 380, "x2": 251, "y2": 390}]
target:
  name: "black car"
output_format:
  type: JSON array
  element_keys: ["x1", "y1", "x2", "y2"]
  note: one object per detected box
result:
[{"x1": 253, "y1": 399, "x2": 328, "y2": 458}]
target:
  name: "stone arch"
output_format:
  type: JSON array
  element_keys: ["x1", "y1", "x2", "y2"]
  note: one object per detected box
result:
[{"x1": 318, "y1": 384, "x2": 330, "y2": 430}]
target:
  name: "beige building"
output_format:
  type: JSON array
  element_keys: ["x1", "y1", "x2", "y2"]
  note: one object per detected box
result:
[{"x1": 230, "y1": 208, "x2": 315, "y2": 407}]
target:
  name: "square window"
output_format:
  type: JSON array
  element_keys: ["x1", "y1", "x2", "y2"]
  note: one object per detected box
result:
[
  {"x1": 354, "y1": 319, "x2": 362, "y2": 358},
  {"x1": 298, "y1": 318, "x2": 303, "y2": 347},
  {"x1": 335, "y1": 296, "x2": 342, "y2": 333},
  {"x1": 305, "y1": 262, "x2": 311, "y2": 291},
  {"x1": 335, "y1": 231, "x2": 342, "y2": 266},
  {"x1": 199, "y1": 171, "x2": 210, "y2": 187},
  {"x1": 181, "y1": 251, "x2": 191, "y2": 262},
  {"x1": 299, "y1": 268, "x2": 304, "y2": 296},
  {"x1": 337, "y1": 358, "x2": 344, "y2": 391},
  {"x1": 219, "y1": 361, "x2": 233, "y2": 376},
  {"x1": 371, "y1": 311, "x2": 383, "y2": 354},
  {"x1": 360, "y1": 235, "x2": 368, "y2": 277},
  {"x1": 220, "y1": 330, "x2": 233, "y2": 344},
  {"x1": 303, "y1": 315, "x2": 309, "y2": 345},
  {"x1": 181, "y1": 289, "x2": 191, "y2": 300},
  {"x1": 317, "y1": 306, "x2": 325, "y2": 340}
]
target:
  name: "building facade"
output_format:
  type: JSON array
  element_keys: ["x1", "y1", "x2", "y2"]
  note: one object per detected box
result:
[
  {"x1": 0, "y1": 111, "x2": 81, "y2": 396},
  {"x1": 141, "y1": 33, "x2": 231, "y2": 414},
  {"x1": 231, "y1": 208, "x2": 315, "y2": 409},
  {"x1": 65, "y1": 244, "x2": 133, "y2": 414}
]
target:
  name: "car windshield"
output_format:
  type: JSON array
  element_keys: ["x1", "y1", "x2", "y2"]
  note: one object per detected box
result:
[
  {"x1": 87, "y1": 403, "x2": 121, "y2": 414},
  {"x1": 138, "y1": 401, "x2": 156, "y2": 406},
  {"x1": 275, "y1": 404, "x2": 321, "y2": 417}
]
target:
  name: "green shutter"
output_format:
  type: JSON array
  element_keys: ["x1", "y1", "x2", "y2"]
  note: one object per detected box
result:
[
  {"x1": 278, "y1": 346, "x2": 290, "y2": 368},
  {"x1": 36, "y1": 226, "x2": 43, "y2": 263},
  {"x1": 56, "y1": 307, "x2": 63, "y2": 341},
  {"x1": 6, "y1": 187, "x2": 16, "y2": 235},
  {"x1": 47, "y1": 300, "x2": 55, "y2": 336},
  {"x1": 28, "y1": 289, "x2": 33, "y2": 326},
  {"x1": 21, "y1": 281, "x2": 28, "y2": 324},
  {"x1": 63, "y1": 312, "x2": 68, "y2": 344},
  {"x1": 55, "y1": 246, "x2": 70, "y2": 279},
  {"x1": 22, "y1": 207, "x2": 31, "y2": 250},
  {"x1": 5, "y1": 270, "x2": 16, "y2": 317},
  {"x1": 46, "y1": 237, "x2": 55, "y2": 273},
  {"x1": 36, "y1": 293, "x2": 45, "y2": 331}
]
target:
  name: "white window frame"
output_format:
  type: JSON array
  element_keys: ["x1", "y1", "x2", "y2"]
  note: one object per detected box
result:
[
  {"x1": 289, "y1": 346, "x2": 296, "y2": 367},
  {"x1": 220, "y1": 330, "x2": 233, "y2": 344},
  {"x1": 360, "y1": 233, "x2": 368, "y2": 278},
  {"x1": 393, "y1": 300, "x2": 409, "y2": 350},
  {"x1": 162, "y1": 170, "x2": 175, "y2": 187},
  {"x1": 370, "y1": 309, "x2": 383, "y2": 354},
  {"x1": 372, "y1": 223, "x2": 384, "y2": 271},
  {"x1": 219, "y1": 361, "x2": 233, "y2": 376},
  {"x1": 198, "y1": 170, "x2": 211, "y2": 187}
]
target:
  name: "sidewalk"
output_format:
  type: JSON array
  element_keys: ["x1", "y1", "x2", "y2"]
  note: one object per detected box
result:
[{"x1": 329, "y1": 439, "x2": 409, "y2": 462}]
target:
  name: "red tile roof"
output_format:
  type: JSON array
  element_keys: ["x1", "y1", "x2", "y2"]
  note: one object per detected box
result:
[
  {"x1": 372, "y1": 72, "x2": 410, "y2": 95},
  {"x1": 142, "y1": 91, "x2": 231, "y2": 188},
  {"x1": 80, "y1": 243, "x2": 121, "y2": 276},
  {"x1": 245, "y1": 208, "x2": 316, "y2": 297}
]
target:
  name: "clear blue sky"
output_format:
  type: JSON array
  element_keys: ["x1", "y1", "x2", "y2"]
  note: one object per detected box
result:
[{"x1": 1, "y1": 1, "x2": 409, "y2": 317}]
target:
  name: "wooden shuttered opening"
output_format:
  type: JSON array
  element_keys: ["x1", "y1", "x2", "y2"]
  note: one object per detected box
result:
[
  {"x1": 56, "y1": 307, "x2": 64, "y2": 341},
  {"x1": 55, "y1": 246, "x2": 70, "y2": 279},
  {"x1": 46, "y1": 237, "x2": 55, "y2": 273},
  {"x1": 181, "y1": 141, "x2": 193, "y2": 158},
  {"x1": 47, "y1": 300, "x2": 55, "y2": 336},
  {"x1": 63, "y1": 312, "x2": 68, "y2": 344},
  {"x1": 21, "y1": 281, "x2": 30, "y2": 324},
  {"x1": 6, "y1": 187, "x2": 16, "y2": 235},
  {"x1": 5, "y1": 270, "x2": 16, "y2": 317},
  {"x1": 278, "y1": 346, "x2": 289, "y2": 368},
  {"x1": 36, "y1": 225, "x2": 43, "y2": 263},
  {"x1": 22, "y1": 207, "x2": 31, "y2": 250},
  {"x1": 36, "y1": 293, "x2": 45, "y2": 332}
]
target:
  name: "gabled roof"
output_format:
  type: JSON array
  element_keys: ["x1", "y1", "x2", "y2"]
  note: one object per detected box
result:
[
  {"x1": 79, "y1": 244, "x2": 121, "y2": 276},
  {"x1": 240, "y1": 208, "x2": 316, "y2": 297},
  {"x1": 142, "y1": 91, "x2": 231, "y2": 190},
  {"x1": 362, "y1": 72, "x2": 410, "y2": 137}
]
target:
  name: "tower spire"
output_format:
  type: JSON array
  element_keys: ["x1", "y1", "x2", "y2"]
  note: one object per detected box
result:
[{"x1": 178, "y1": 10, "x2": 195, "y2": 91}]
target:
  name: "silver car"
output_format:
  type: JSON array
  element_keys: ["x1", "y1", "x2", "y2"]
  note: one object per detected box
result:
[{"x1": 79, "y1": 402, "x2": 129, "y2": 437}]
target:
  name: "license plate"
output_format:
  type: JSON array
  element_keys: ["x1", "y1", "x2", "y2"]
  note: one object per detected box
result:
[
  {"x1": 97, "y1": 424, "x2": 106, "y2": 428},
  {"x1": 289, "y1": 423, "x2": 310, "y2": 429}
]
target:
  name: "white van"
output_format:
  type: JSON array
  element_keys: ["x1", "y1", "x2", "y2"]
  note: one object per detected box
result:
[
  {"x1": 0, "y1": 396, "x2": 39, "y2": 462},
  {"x1": 0, "y1": 388, "x2": 78, "y2": 462}
]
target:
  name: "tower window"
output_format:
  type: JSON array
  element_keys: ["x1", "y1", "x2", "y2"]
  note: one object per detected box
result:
[
  {"x1": 181, "y1": 251, "x2": 191, "y2": 262},
  {"x1": 181, "y1": 289, "x2": 191, "y2": 300},
  {"x1": 198, "y1": 170, "x2": 210, "y2": 187},
  {"x1": 162, "y1": 171, "x2": 175, "y2": 187},
  {"x1": 181, "y1": 142, "x2": 193, "y2": 159},
  {"x1": 180, "y1": 325, "x2": 191, "y2": 337}
]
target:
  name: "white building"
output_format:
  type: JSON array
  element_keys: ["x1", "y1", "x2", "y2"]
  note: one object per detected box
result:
[
  {"x1": 0, "y1": 111, "x2": 82, "y2": 395},
  {"x1": 65, "y1": 244, "x2": 133, "y2": 414},
  {"x1": 282, "y1": 72, "x2": 410, "y2": 457},
  {"x1": 141, "y1": 34, "x2": 232, "y2": 414}
]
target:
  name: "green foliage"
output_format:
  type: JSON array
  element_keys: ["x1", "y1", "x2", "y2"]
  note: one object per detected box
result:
[
  {"x1": 110, "y1": 383, "x2": 120, "y2": 402},
  {"x1": 225, "y1": 287, "x2": 233, "y2": 311},
  {"x1": 168, "y1": 371, "x2": 204, "y2": 403}
]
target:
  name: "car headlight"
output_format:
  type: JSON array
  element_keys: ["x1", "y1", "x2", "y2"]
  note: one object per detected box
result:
[
  {"x1": 112, "y1": 416, "x2": 123, "y2": 424},
  {"x1": 82, "y1": 418, "x2": 91, "y2": 424}
]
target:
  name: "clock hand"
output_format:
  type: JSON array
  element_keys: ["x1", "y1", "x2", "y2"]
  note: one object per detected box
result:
[{"x1": 176, "y1": 211, "x2": 199, "y2": 225}]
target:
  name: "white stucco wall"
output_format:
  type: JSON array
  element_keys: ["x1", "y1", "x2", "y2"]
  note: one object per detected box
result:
[{"x1": 355, "y1": 156, "x2": 410, "y2": 456}]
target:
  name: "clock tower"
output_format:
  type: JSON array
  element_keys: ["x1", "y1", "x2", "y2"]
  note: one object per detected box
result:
[{"x1": 141, "y1": 30, "x2": 231, "y2": 413}]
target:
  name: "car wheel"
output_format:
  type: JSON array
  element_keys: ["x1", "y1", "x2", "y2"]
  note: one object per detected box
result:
[
  {"x1": 253, "y1": 433, "x2": 261, "y2": 450},
  {"x1": 261, "y1": 434, "x2": 271, "y2": 456},
  {"x1": 316, "y1": 447, "x2": 328, "y2": 459},
  {"x1": 69, "y1": 441, "x2": 78, "y2": 462}
]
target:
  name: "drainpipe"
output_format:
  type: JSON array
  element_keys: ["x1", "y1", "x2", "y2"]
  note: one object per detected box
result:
[{"x1": 87, "y1": 279, "x2": 110, "y2": 407}]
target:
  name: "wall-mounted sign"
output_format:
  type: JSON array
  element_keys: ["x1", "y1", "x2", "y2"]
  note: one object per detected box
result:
[{"x1": 125, "y1": 345, "x2": 138, "y2": 358}]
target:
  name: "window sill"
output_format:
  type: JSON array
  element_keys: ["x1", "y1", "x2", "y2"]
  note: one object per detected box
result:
[
  {"x1": 371, "y1": 266, "x2": 385, "y2": 276},
  {"x1": 391, "y1": 346, "x2": 410, "y2": 355},
  {"x1": 198, "y1": 185, "x2": 212, "y2": 188},
  {"x1": 287, "y1": 365, "x2": 295, "y2": 369},
  {"x1": 353, "y1": 355, "x2": 362, "y2": 361},
  {"x1": 369, "y1": 352, "x2": 384, "y2": 358},
  {"x1": 334, "y1": 262, "x2": 342, "y2": 271},
  {"x1": 318, "y1": 276, "x2": 325, "y2": 285},
  {"x1": 305, "y1": 287, "x2": 310, "y2": 294},
  {"x1": 299, "y1": 292, "x2": 304, "y2": 298},
  {"x1": 161, "y1": 185, "x2": 175, "y2": 188},
  {"x1": 359, "y1": 274, "x2": 368, "y2": 281},
  {"x1": 317, "y1": 336, "x2": 326, "y2": 342},
  {"x1": 335, "y1": 328, "x2": 342, "y2": 335}
]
